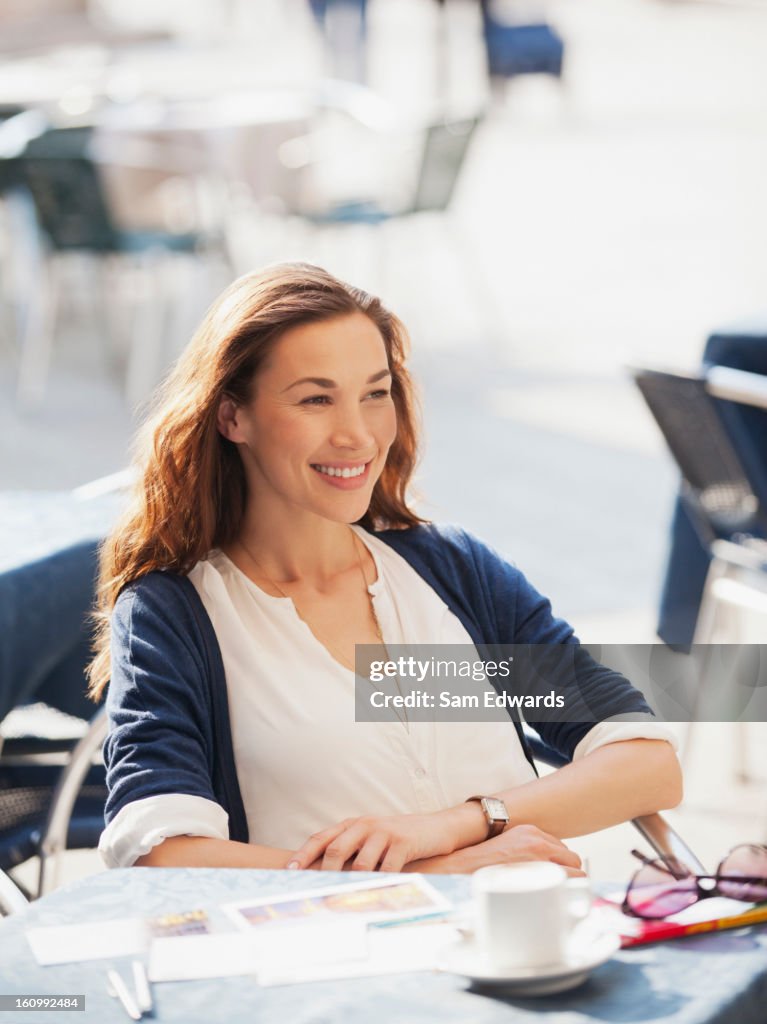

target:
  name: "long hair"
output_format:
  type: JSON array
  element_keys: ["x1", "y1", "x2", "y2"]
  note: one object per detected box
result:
[{"x1": 87, "y1": 263, "x2": 425, "y2": 700}]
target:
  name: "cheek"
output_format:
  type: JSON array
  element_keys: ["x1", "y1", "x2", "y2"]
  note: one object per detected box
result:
[
  {"x1": 258, "y1": 410, "x2": 317, "y2": 454},
  {"x1": 379, "y1": 405, "x2": 398, "y2": 448}
]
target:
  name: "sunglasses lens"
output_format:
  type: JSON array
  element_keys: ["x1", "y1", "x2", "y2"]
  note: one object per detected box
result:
[
  {"x1": 627, "y1": 859, "x2": 698, "y2": 919},
  {"x1": 718, "y1": 845, "x2": 767, "y2": 902}
]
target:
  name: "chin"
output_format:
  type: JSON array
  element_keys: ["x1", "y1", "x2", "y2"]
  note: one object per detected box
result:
[{"x1": 318, "y1": 496, "x2": 372, "y2": 525}]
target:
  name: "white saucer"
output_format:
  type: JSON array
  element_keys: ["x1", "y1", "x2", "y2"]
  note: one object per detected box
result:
[{"x1": 438, "y1": 915, "x2": 621, "y2": 997}]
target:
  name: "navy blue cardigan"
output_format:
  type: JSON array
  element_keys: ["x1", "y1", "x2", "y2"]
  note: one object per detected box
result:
[{"x1": 104, "y1": 523, "x2": 652, "y2": 843}]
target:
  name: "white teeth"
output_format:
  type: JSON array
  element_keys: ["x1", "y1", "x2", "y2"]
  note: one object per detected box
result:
[{"x1": 313, "y1": 464, "x2": 366, "y2": 478}]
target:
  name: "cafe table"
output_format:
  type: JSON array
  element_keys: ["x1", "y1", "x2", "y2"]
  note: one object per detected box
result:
[{"x1": 1, "y1": 867, "x2": 766, "y2": 1024}]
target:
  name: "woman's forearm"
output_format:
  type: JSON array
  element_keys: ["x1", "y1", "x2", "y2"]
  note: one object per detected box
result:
[
  {"x1": 442, "y1": 739, "x2": 683, "y2": 847},
  {"x1": 134, "y1": 835, "x2": 296, "y2": 869},
  {"x1": 501, "y1": 739, "x2": 683, "y2": 838}
]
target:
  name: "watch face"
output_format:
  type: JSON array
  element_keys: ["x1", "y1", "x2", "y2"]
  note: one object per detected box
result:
[{"x1": 483, "y1": 798, "x2": 509, "y2": 822}]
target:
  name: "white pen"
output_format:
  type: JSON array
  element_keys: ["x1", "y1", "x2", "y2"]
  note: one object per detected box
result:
[
  {"x1": 132, "y1": 960, "x2": 153, "y2": 1015},
  {"x1": 106, "y1": 968, "x2": 142, "y2": 1021}
]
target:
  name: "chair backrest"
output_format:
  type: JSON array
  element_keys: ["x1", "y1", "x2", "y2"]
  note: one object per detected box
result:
[
  {"x1": 20, "y1": 127, "x2": 119, "y2": 252},
  {"x1": 410, "y1": 116, "x2": 480, "y2": 214},
  {"x1": 0, "y1": 108, "x2": 42, "y2": 194},
  {"x1": 633, "y1": 368, "x2": 767, "y2": 536},
  {"x1": 0, "y1": 866, "x2": 29, "y2": 915}
]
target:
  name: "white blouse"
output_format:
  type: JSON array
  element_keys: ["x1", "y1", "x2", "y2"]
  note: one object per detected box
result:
[{"x1": 99, "y1": 527, "x2": 678, "y2": 868}]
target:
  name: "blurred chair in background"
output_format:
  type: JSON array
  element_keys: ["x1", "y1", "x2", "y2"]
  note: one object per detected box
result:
[
  {"x1": 633, "y1": 365, "x2": 767, "y2": 782},
  {"x1": 0, "y1": 107, "x2": 45, "y2": 358},
  {"x1": 479, "y1": 0, "x2": 565, "y2": 93},
  {"x1": 5, "y1": 120, "x2": 228, "y2": 409},
  {"x1": 307, "y1": 0, "x2": 369, "y2": 84},
  {"x1": 0, "y1": 865, "x2": 29, "y2": 916},
  {"x1": 0, "y1": 475, "x2": 127, "y2": 905},
  {"x1": 655, "y1": 324, "x2": 767, "y2": 650},
  {"x1": 280, "y1": 111, "x2": 506, "y2": 343},
  {"x1": 0, "y1": 706, "x2": 107, "y2": 906}
]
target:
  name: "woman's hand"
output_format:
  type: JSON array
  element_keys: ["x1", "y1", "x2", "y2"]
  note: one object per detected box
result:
[
  {"x1": 287, "y1": 812, "x2": 462, "y2": 873},
  {"x1": 407, "y1": 824, "x2": 586, "y2": 876}
]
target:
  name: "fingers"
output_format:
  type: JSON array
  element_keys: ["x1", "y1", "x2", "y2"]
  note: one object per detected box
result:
[
  {"x1": 322, "y1": 822, "x2": 371, "y2": 872},
  {"x1": 290, "y1": 816, "x2": 415, "y2": 873},
  {"x1": 350, "y1": 833, "x2": 390, "y2": 873},
  {"x1": 287, "y1": 821, "x2": 351, "y2": 870},
  {"x1": 547, "y1": 845, "x2": 583, "y2": 871},
  {"x1": 512, "y1": 825, "x2": 582, "y2": 869},
  {"x1": 485, "y1": 824, "x2": 584, "y2": 874},
  {"x1": 378, "y1": 842, "x2": 410, "y2": 874},
  {"x1": 563, "y1": 866, "x2": 589, "y2": 878}
]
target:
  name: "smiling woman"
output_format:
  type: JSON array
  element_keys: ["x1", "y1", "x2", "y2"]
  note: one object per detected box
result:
[{"x1": 89, "y1": 263, "x2": 682, "y2": 876}]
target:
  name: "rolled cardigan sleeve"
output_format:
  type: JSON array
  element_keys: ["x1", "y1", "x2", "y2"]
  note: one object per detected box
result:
[
  {"x1": 573, "y1": 720, "x2": 680, "y2": 760},
  {"x1": 99, "y1": 794, "x2": 229, "y2": 868},
  {"x1": 102, "y1": 578, "x2": 225, "y2": 843}
]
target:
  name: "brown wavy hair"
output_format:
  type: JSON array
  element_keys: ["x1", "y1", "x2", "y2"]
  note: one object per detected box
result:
[{"x1": 87, "y1": 262, "x2": 426, "y2": 700}]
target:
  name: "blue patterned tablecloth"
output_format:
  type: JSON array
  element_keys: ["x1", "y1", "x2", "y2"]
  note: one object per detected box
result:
[{"x1": 1, "y1": 868, "x2": 766, "y2": 1024}]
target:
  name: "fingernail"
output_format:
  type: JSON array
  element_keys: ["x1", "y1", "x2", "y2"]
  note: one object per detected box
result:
[{"x1": 286, "y1": 860, "x2": 299, "y2": 870}]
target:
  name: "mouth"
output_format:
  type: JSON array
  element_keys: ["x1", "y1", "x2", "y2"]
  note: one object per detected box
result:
[{"x1": 310, "y1": 460, "x2": 372, "y2": 490}]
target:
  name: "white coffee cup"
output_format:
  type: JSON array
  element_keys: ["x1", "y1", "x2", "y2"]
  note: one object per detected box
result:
[{"x1": 472, "y1": 862, "x2": 592, "y2": 971}]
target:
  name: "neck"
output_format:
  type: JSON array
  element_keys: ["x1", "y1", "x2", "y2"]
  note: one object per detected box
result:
[{"x1": 236, "y1": 507, "x2": 360, "y2": 587}]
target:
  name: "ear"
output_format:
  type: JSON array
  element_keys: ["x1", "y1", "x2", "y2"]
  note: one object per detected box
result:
[{"x1": 217, "y1": 395, "x2": 246, "y2": 443}]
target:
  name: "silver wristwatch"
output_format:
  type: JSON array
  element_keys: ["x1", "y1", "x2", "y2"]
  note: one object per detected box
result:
[{"x1": 466, "y1": 795, "x2": 510, "y2": 839}]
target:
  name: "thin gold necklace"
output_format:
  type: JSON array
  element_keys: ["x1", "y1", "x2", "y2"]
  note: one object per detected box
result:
[{"x1": 236, "y1": 529, "x2": 409, "y2": 731}]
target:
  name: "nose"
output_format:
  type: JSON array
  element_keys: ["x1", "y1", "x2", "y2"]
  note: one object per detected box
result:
[{"x1": 329, "y1": 400, "x2": 375, "y2": 451}]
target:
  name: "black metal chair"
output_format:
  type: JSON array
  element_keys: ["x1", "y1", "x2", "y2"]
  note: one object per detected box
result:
[
  {"x1": 633, "y1": 366, "x2": 767, "y2": 778},
  {"x1": 0, "y1": 865, "x2": 29, "y2": 916},
  {"x1": 301, "y1": 115, "x2": 481, "y2": 224},
  {"x1": 0, "y1": 529, "x2": 108, "y2": 902},
  {"x1": 0, "y1": 710, "x2": 107, "y2": 904},
  {"x1": 8, "y1": 121, "x2": 221, "y2": 407},
  {"x1": 633, "y1": 368, "x2": 767, "y2": 546},
  {"x1": 633, "y1": 367, "x2": 767, "y2": 628},
  {"x1": 0, "y1": 477, "x2": 127, "y2": 906},
  {"x1": 282, "y1": 112, "x2": 505, "y2": 343}
]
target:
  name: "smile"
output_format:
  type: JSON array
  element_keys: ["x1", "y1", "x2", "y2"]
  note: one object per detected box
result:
[
  {"x1": 310, "y1": 461, "x2": 373, "y2": 490},
  {"x1": 311, "y1": 463, "x2": 368, "y2": 479}
]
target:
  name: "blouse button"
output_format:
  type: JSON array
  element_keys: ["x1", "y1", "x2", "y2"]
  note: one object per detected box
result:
[{"x1": 414, "y1": 767, "x2": 427, "y2": 778}]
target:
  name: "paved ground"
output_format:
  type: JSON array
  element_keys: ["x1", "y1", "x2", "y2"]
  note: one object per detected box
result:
[{"x1": 4, "y1": 0, "x2": 767, "y2": 891}]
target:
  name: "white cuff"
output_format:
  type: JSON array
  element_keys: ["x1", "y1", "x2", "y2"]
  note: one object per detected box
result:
[
  {"x1": 573, "y1": 719, "x2": 680, "y2": 761},
  {"x1": 99, "y1": 794, "x2": 230, "y2": 868}
]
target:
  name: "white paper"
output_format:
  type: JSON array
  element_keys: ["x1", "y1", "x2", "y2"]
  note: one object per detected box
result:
[
  {"x1": 221, "y1": 875, "x2": 451, "y2": 932},
  {"x1": 602, "y1": 891, "x2": 755, "y2": 927},
  {"x1": 25, "y1": 918, "x2": 148, "y2": 966},
  {"x1": 667, "y1": 897, "x2": 756, "y2": 925},
  {"x1": 256, "y1": 922, "x2": 462, "y2": 987},
  {"x1": 148, "y1": 920, "x2": 368, "y2": 983}
]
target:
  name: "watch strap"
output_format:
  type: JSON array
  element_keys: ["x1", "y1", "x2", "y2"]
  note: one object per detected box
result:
[{"x1": 466, "y1": 795, "x2": 508, "y2": 839}]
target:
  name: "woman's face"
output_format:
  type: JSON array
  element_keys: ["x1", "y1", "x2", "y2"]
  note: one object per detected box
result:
[{"x1": 220, "y1": 312, "x2": 398, "y2": 525}]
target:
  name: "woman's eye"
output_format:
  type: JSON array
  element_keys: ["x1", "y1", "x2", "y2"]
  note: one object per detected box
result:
[
  {"x1": 367, "y1": 389, "x2": 390, "y2": 400},
  {"x1": 300, "y1": 394, "x2": 331, "y2": 406}
]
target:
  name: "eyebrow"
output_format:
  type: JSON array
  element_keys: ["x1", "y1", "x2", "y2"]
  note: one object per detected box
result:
[{"x1": 282, "y1": 368, "x2": 391, "y2": 392}]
